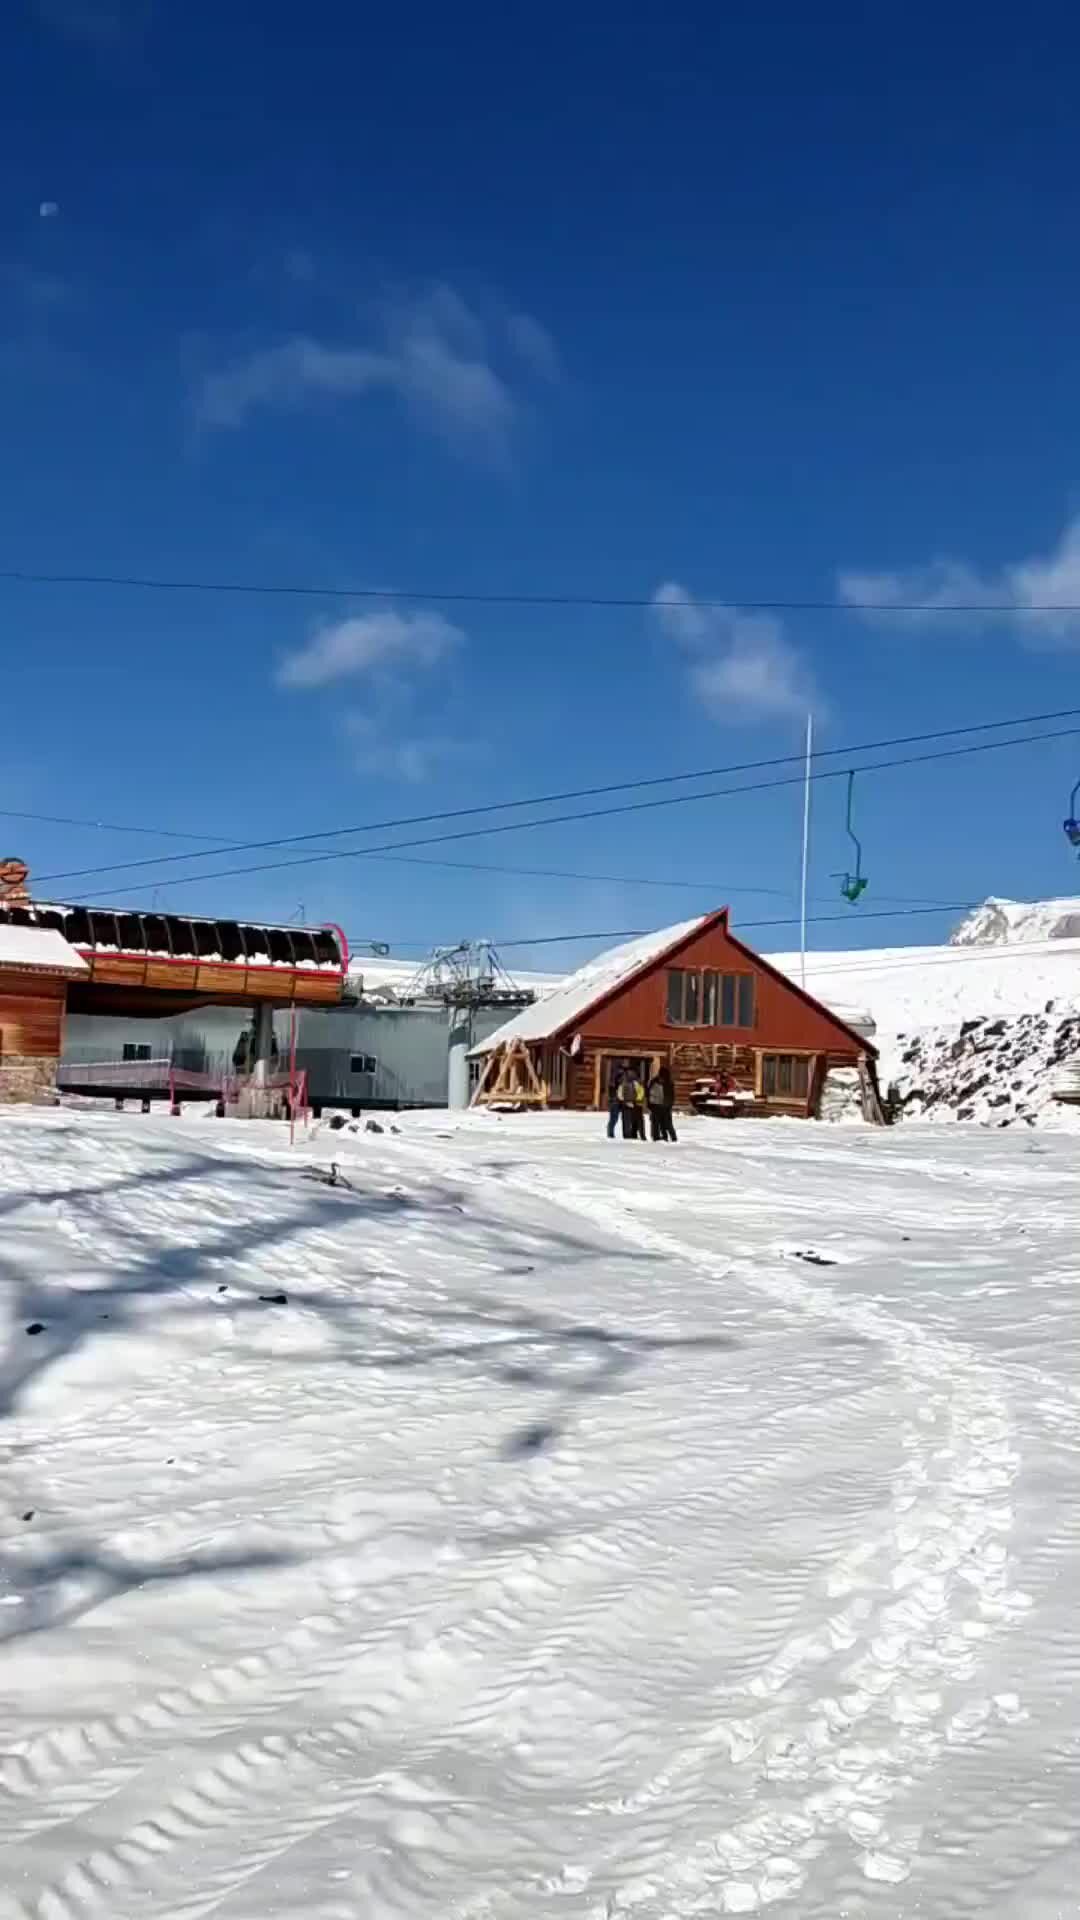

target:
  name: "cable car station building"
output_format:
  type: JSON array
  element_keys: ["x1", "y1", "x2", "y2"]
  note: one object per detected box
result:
[{"x1": 0, "y1": 861, "x2": 347, "y2": 1105}]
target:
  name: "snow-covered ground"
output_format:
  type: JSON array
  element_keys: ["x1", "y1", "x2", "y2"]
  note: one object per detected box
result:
[{"x1": 3, "y1": 1105, "x2": 1080, "y2": 1918}]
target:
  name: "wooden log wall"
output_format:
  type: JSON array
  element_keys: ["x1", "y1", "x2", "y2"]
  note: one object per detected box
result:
[{"x1": 0, "y1": 980, "x2": 66, "y2": 1057}]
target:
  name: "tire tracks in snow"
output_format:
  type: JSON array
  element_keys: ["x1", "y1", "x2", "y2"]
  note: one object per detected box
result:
[
  {"x1": 524, "y1": 1166, "x2": 1027, "y2": 1915},
  {"x1": 0, "y1": 1364, "x2": 834, "y2": 1915}
]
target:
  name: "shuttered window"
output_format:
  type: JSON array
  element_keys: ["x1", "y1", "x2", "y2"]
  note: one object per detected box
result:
[
  {"x1": 762, "y1": 1054, "x2": 811, "y2": 1098},
  {"x1": 666, "y1": 969, "x2": 756, "y2": 1028}
]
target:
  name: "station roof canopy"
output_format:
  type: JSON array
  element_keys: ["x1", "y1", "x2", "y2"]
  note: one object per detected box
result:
[{"x1": 0, "y1": 922, "x2": 89, "y2": 977}]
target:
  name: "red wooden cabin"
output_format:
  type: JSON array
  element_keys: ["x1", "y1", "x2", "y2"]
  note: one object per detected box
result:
[{"x1": 472, "y1": 909, "x2": 880, "y2": 1120}]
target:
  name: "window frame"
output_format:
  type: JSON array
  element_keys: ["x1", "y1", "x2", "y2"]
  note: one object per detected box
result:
[
  {"x1": 665, "y1": 967, "x2": 756, "y2": 1030},
  {"x1": 122, "y1": 1042, "x2": 153, "y2": 1063},
  {"x1": 760, "y1": 1052, "x2": 813, "y2": 1101},
  {"x1": 349, "y1": 1052, "x2": 377, "y2": 1076}
]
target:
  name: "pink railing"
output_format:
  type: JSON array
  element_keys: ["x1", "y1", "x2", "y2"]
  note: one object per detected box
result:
[{"x1": 58, "y1": 1059, "x2": 309, "y2": 1138}]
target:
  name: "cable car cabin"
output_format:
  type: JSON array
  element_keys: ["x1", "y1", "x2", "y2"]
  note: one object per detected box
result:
[{"x1": 0, "y1": 901, "x2": 348, "y2": 1019}]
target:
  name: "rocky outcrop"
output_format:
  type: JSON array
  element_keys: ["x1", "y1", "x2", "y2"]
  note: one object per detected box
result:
[{"x1": 889, "y1": 1005, "x2": 1080, "y2": 1127}]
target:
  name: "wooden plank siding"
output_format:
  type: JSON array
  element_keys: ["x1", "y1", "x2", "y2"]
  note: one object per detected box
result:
[
  {"x1": 79, "y1": 952, "x2": 344, "y2": 1007},
  {"x1": 0, "y1": 979, "x2": 66, "y2": 1058}
]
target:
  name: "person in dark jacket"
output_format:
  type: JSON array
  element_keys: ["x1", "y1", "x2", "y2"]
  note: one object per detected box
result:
[
  {"x1": 606, "y1": 1059, "x2": 627, "y2": 1138},
  {"x1": 647, "y1": 1065, "x2": 677, "y2": 1142}
]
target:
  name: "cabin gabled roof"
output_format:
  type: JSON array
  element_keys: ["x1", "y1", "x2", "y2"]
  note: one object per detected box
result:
[
  {"x1": 472, "y1": 908, "x2": 877, "y2": 1058},
  {"x1": 471, "y1": 914, "x2": 716, "y2": 1054}
]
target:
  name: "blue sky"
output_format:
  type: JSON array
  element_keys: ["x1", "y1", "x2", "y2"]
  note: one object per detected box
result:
[{"x1": 4, "y1": 0, "x2": 1080, "y2": 971}]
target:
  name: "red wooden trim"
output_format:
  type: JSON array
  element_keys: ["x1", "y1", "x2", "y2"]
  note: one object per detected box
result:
[
  {"x1": 721, "y1": 925, "x2": 878, "y2": 1058},
  {"x1": 73, "y1": 948, "x2": 344, "y2": 982},
  {"x1": 544, "y1": 906, "x2": 875, "y2": 1060},
  {"x1": 545, "y1": 909, "x2": 731, "y2": 1045}
]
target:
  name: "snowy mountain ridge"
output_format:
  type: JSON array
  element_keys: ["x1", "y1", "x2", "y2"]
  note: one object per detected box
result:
[{"x1": 950, "y1": 894, "x2": 1080, "y2": 946}]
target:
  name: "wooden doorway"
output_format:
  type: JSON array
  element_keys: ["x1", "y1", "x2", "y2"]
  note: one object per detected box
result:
[{"x1": 592, "y1": 1050, "x2": 661, "y2": 1110}]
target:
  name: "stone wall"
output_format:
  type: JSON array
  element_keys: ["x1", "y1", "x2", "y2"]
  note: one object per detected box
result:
[{"x1": 0, "y1": 1054, "x2": 59, "y2": 1104}]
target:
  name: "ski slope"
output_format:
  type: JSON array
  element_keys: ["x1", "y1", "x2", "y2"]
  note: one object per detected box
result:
[
  {"x1": 766, "y1": 934, "x2": 1080, "y2": 1040},
  {"x1": 2, "y1": 1105, "x2": 1080, "y2": 1918}
]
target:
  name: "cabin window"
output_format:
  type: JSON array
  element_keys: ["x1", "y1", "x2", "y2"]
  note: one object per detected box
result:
[
  {"x1": 350, "y1": 1053, "x2": 377, "y2": 1076},
  {"x1": 761, "y1": 1054, "x2": 811, "y2": 1099},
  {"x1": 666, "y1": 969, "x2": 755, "y2": 1028},
  {"x1": 468, "y1": 1058, "x2": 483, "y2": 1090},
  {"x1": 549, "y1": 1049, "x2": 568, "y2": 1099},
  {"x1": 122, "y1": 1043, "x2": 153, "y2": 1063}
]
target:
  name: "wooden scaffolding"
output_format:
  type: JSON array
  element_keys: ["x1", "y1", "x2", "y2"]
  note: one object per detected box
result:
[{"x1": 471, "y1": 1039, "x2": 548, "y2": 1108}]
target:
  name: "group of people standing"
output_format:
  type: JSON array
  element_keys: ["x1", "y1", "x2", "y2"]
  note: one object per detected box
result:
[{"x1": 606, "y1": 1061, "x2": 678, "y2": 1143}]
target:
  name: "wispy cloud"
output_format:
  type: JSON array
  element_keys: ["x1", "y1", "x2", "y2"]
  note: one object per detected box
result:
[
  {"x1": 199, "y1": 340, "x2": 392, "y2": 431},
  {"x1": 276, "y1": 606, "x2": 463, "y2": 690},
  {"x1": 1, "y1": 262, "x2": 70, "y2": 311},
  {"x1": 344, "y1": 714, "x2": 473, "y2": 784},
  {"x1": 652, "y1": 581, "x2": 817, "y2": 722},
  {"x1": 505, "y1": 311, "x2": 560, "y2": 381},
  {"x1": 838, "y1": 512, "x2": 1080, "y2": 648},
  {"x1": 195, "y1": 283, "x2": 553, "y2": 458},
  {"x1": 33, "y1": 0, "x2": 150, "y2": 44}
]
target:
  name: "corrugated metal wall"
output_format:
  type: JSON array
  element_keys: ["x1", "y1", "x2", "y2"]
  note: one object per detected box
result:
[{"x1": 63, "y1": 1000, "x2": 516, "y2": 1108}]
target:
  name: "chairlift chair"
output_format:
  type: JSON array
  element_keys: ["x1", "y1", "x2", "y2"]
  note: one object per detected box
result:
[
  {"x1": 1064, "y1": 779, "x2": 1080, "y2": 851},
  {"x1": 834, "y1": 770, "x2": 869, "y2": 904}
]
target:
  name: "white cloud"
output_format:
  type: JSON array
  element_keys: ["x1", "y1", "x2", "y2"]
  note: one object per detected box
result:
[
  {"x1": 505, "y1": 311, "x2": 560, "y2": 381},
  {"x1": 199, "y1": 339, "x2": 392, "y2": 430},
  {"x1": 195, "y1": 284, "x2": 551, "y2": 457},
  {"x1": 652, "y1": 581, "x2": 816, "y2": 722},
  {"x1": 277, "y1": 607, "x2": 463, "y2": 690},
  {"x1": 838, "y1": 512, "x2": 1080, "y2": 648},
  {"x1": 344, "y1": 714, "x2": 471, "y2": 784}
]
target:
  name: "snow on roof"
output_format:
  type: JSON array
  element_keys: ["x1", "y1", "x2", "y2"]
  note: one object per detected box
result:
[
  {"x1": 472, "y1": 916, "x2": 712, "y2": 1052},
  {"x1": 765, "y1": 935, "x2": 1080, "y2": 1037},
  {"x1": 0, "y1": 924, "x2": 89, "y2": 974}
]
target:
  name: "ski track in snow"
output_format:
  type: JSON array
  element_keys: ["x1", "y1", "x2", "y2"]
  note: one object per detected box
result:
[{"x1": 1, "y1": 1110, "x2": 1080, "y2": 1917}]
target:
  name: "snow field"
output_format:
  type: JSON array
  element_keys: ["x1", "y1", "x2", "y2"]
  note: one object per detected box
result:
[{"x1": 1, "y1": 1107, "x2": 1079, "y2": 1917}]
